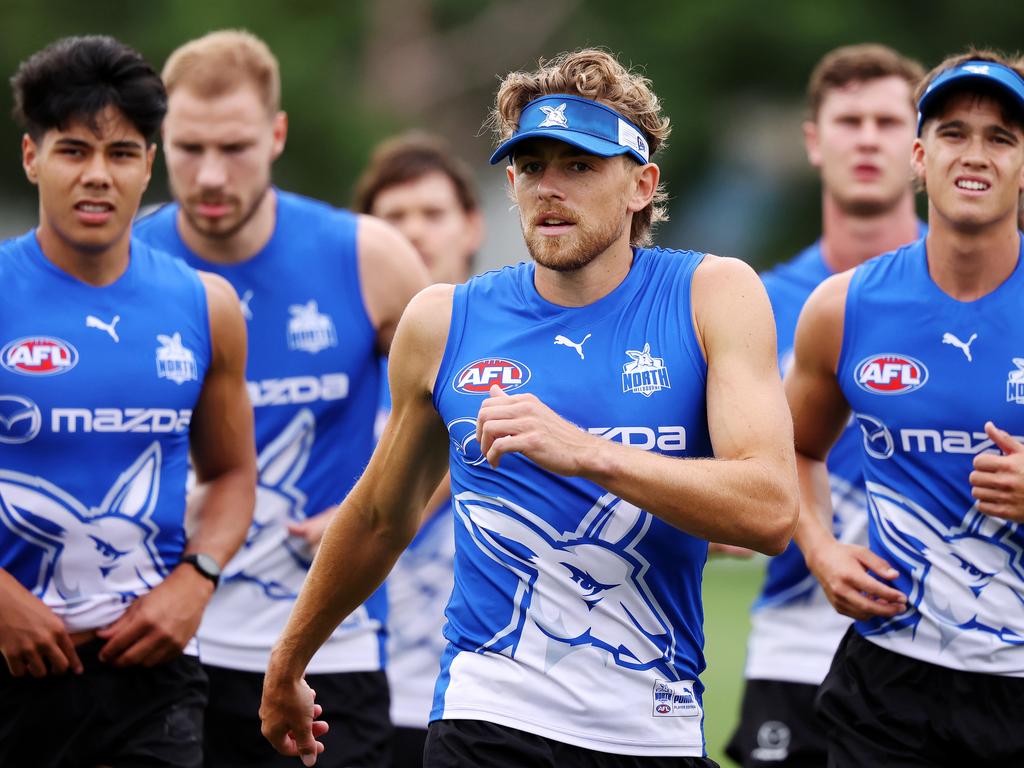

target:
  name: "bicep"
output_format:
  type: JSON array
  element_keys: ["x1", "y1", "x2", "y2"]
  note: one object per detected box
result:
[
  {"x1": 190, "y1": 273, "x2": 256, "y2": 482},
  {"x1": 356, "y1": 215, "x2": 430, "y2": 355},
  {"x1": 699, "y1": 257, "x2": 793, "y2": 462},
  {"x1": 785, "y1": 276, "x2": 851, "y2": 462}
]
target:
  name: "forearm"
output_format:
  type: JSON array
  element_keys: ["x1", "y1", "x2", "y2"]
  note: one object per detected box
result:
[
  {"x1": 583, "y1": 437, "x2": 797, "y2": 554},
  {"x1": 186, "y1": 469, "x2": 255, "y2": 566},
  {"x1": 791, "y1": 452, "x2": 839, "y2": 569},
  {"x1": 268, "y1": 490, "x2": 413, "y2": 678}
]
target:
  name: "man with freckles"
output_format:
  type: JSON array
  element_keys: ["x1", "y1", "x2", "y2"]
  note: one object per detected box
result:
[
  {"x1": 261, "y1": 48, "x2": 799, "y2": 767},
  {"x1": 788, "y1": 49, "x2": 1024, "y2": 766}
]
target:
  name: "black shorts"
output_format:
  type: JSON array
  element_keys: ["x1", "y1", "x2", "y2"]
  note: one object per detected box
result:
[
  {"x1": 202, "y1": 664, "x2": 393, "y2": 768},
  {"x1": 0, "y1": 639, "x2": 207, "y2": 768},
  {"x1": 424, "y1": 718, "x2": 720, "y2": 768},
  {"x1": 391, "y1": 726, "x2": 428, "y2": 768},
  {"x1": 816, "y1": 628, "x2": 1024, "y2": 768},
  {"x1": 725, "y1": 679, "x2": 826, "y2": 768}
]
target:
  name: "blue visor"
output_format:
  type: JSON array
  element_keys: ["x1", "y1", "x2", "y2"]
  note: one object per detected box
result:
[
  {"x1": 489, "y1": 93, "x2": 651, "y2": 165},
  {"x1": 917, "y1": 60, "x2": 1024, "y2": 134}
]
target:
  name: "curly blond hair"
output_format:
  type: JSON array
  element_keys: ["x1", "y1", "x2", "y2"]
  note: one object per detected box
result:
[{"x1": 489, "y1": 49, "x2": 671, "y2": 246}]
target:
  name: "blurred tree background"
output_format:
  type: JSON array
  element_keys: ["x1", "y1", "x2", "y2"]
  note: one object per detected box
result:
[{"x1": 2, "y1": 0, "x2": 1023, "y2": 270}]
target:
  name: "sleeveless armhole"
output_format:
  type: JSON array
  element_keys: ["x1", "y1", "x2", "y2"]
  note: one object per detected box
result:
[
  {"x1": 679, "y1": 252, "x2": 709, "y2": 386},
  {"x1": 836, "y1": 266, "x2": 868, "y2": 381},
  {"x1": 346, "y1": 213, "x2": 378, "y2": 342},
  {"x1": 431, "y1": 282, "x2": 469, "y2": 410}
]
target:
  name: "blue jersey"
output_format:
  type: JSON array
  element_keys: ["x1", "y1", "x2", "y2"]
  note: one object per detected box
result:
[
  {"x1": 433, "y1": 248, "x2": 713, "y2": 756},
  {"x1": 134, "y1": 191, "x2": 386, "y2": 673},
  {"x1": 840, "y1": 237, "x2": 1024, "y2": 675},
  {"x1": 0, "y1": 231, "x2": 209, "y2": 634}
]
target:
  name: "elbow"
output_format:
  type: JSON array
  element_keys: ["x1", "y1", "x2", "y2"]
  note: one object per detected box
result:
[{"x1": 755, "y1": 479, "x2": 800, "y2": 557}]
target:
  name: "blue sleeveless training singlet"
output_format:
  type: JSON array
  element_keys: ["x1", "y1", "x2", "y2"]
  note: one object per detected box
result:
[
  {"x1": 135, "y1": 191, "x2": 386, "y2": 672},
  {"x1": 0, "y1": 231, "x2": 209, "y2": 634},
  {"x1": 840, "y1": 236, "x2": 1024, "y2": 676},
  {"x1": 432, "y1": 248, "x2": 714, "y2": 756}
]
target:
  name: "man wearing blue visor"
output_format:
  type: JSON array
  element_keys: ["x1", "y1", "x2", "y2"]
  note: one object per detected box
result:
[
  {"x1": 788, "y1": 49, "x2": 1024, "y2": 767},
  {"x1": 261, "y1": 48, "x2": 799, "y2": 767}
]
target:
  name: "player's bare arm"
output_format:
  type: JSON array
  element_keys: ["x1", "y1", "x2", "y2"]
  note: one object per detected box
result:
[
  {"x1": 98, "y1": 272, "x2": 257, "y2": 666},
  {"x1": 261, "y1": 283, "x2": 452, "y2": 762},
  {"x1": 478, "y1": 256, "x2": 799, "y2": 555},
  {"x1": 356, "y1": 213, "x2": 432, "y2": 355},
  {"x1": 787, "y1": 271, "x2": 906, "y2": 620}
]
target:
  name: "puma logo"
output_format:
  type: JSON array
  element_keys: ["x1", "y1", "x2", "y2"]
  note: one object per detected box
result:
[
  {"x1": 86, "y1": 314, "x2": 121, "y2": 343},
  {"x1": 554, "y1": 333, "x2": 591, "y2": 360},
  {"x1": 239, "y1": 290, "x2": 254, "y2": 320},
  {"x1": 942, "y1": 332, "x2": 977, "y2": 362}
]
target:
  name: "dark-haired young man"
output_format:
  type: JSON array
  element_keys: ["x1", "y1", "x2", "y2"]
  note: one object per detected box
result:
[
  {"x1": 0, "y1": 35, "x2": 256, "y2": 768},
  {"x1": 134, "y1": 30, "x2": 427, "y2": 768},
  {"x1": 262, "y1": 49, "x2": 798, "y2": 768},
  {"x1": 353, "y1": 131, "x2": 483, "y2": 768},
  {"x1": 727, "y1": 44, "x2": 924, "y2": 768},
  {"x1": 790, "y1": 50, "x2": 1024, "y2": 766}
]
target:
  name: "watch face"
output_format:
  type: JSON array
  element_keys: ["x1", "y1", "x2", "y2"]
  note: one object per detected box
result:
[{"x1": 194, "y1": 553, "x2": 221, "y2": 578}]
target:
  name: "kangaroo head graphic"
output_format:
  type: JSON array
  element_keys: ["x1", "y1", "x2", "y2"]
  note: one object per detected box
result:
[
  {"x1": 455, "y1": 491, "x2": 675, "y2": 675},
  {"x1": 866, "y1": 482, "x2": 1024, "y2": 647},
  {"x1": 222, "y1": 409, "x2": 315, "y2": 600},
  {"x1": 0, "y1": 443, "x2": 165, "y2": 605}
]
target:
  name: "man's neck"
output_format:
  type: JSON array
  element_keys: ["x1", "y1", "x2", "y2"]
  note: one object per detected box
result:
[
  {"x1": 924, "y1": 208, "x2": 1021, "y2": 301},
  {"x1": 533, "y1": 239, "x2": 634, "y2": 308},
  {"x1": 819, "y1": 191, "x2": 920, "y2": 274},
  {"x1": 35, "y1": 223, "x2": 130, "y2": 287},
  {"x1": 176, "y1": 187, "x2": 277, "y2": 265}
]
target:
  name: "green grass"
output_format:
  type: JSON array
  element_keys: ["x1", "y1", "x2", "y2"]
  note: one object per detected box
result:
[{"x1": 700, "y1": 555, "x2": 767, "y2": 767}]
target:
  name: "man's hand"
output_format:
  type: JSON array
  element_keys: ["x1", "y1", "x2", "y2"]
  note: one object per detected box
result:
[
  {"x1": 0, "y1": 570, "x2": 82, "y2": 677},
  {"x1": 971, "y1": 421, "x2": 1024, "y2": 523},
  {"x1": 806, "y1": 540, "x2": 907, "y2": 621},
  {"x1": 476, "y1": 385, "x2": 599, "y2": 473},
  {"x1": 287, "y1": 508, "x2": 337, "y2": 553},
  {"x1": 260, "y1": 674, "x2": 329, "y2": 766},
  {"x1": 95, "y1": 564, "x2": 214, "y2": 667}
]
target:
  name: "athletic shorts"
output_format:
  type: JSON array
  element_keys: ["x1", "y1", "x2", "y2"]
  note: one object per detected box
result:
[
  {"x1": 202, "y1": 664, "x2": 393, "y2": 768},
  {"x1": 391, "y1": 725, "x2": 428, "y2": 768},
  {"x1": 424, "y1": 719, "x2": 721, "y2": 767},
  {"x1": 724, "y1": 679, "x2": 826, "y2": 767},
  {"x1": 816, "y1": 628, "x2": 1024, "y2": 768},
  {"x1": 0, "y1": 638, "x2": 207, "y2": 768}
]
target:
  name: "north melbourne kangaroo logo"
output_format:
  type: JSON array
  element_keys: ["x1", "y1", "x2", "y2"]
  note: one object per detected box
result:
[
  {"x1": 86, "y1": 314, "x2": 121, "y2": 343},
  {"x1": 553, "y1": 333, "x2": 591, "y2": 360},
  {"x1": 942, "y1": 332, "x2": 977, "y2": 362},
  {"x1": 538, "y1": 103, "x2": 568, "y2": 128},
  {"x1": 0, "y1": 443, "x2": 166, "y2": 606},
  {"x1": 454, "y1": 491, "x2": 676, "y2": 676},
  {"x1": 865, "y1": 481, "x2": 1024, "y2": 649},
  {"x1": 223, "y1": 409, "x2": 316, "y2": 600}
]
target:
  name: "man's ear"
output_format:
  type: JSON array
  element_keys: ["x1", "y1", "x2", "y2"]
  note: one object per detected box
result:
[
  {"x1": 803, "y1": 120, "x2": 822, "y2": 168},
  {"x1": 626, "y1": 162, "x2": 659, "y2": 213},
  {"x1": 22, "y1": 133, "x2": 40, "y2": 185},
  {"x1": 271, "y1": 111, "x2": 288, "y2": 160}
]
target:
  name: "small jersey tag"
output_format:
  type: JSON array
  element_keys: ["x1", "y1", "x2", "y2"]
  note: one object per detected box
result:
[{"x1": 651, "y1": 679, "x2": 702, "y2": 717}]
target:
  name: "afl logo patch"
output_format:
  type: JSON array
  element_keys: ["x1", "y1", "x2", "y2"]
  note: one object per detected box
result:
[
  {"x1": 855, "y1": 354, "x2": 928, "y2": 395},
  {"x1": 1, "y1": 337, "x2": 79, "y2": 376},
  {"x1": 453, "y1": 358, "x2": 530, "y2": 395}
]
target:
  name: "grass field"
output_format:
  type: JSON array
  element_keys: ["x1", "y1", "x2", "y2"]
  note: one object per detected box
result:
[{"x1": 700, "y1": 555, "x2": 767, "y2": 767}]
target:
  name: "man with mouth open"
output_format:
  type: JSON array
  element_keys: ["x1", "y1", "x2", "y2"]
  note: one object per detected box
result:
[
  {"x1": 787, "y1": 49, "x2": 1024, "y2": 766},
  {"x1": 134, "y1": 29, "x2": 427, "y2": 768},
  {"x1": 261, "y1": 48, "x2": 799, "y2": 767},
  {"x1": 727, "y1": 44, "x2": 924, "y2": 768},
  {"x1": 0, "y1": 35, "x2": 256, "y2": 768}
]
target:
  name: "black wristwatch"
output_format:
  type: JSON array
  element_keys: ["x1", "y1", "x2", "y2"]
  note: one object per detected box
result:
[{"x1": 180, "y1": 553, "x2": 221, "y2": 587}]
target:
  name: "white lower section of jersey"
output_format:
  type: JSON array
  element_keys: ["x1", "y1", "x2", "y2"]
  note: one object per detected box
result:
[
  {"x1": 386, "y1": 507, "x2": 455, "y2": 729},
  {"x1": 745, "y1": 477, "x2": 867, "y2": 684},
  {"x1": 860, "y1": 481, "x2": 1024, "y2": 677},
  {"x1": 197, "y1": 559, "x2": 381, "y2": 673},
  {"x1": 436, "y1": 647, "x2": 704, "y2": 756},
  {"x1": 745, "y1": 593, "x2": 852, "y2": 684}
]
